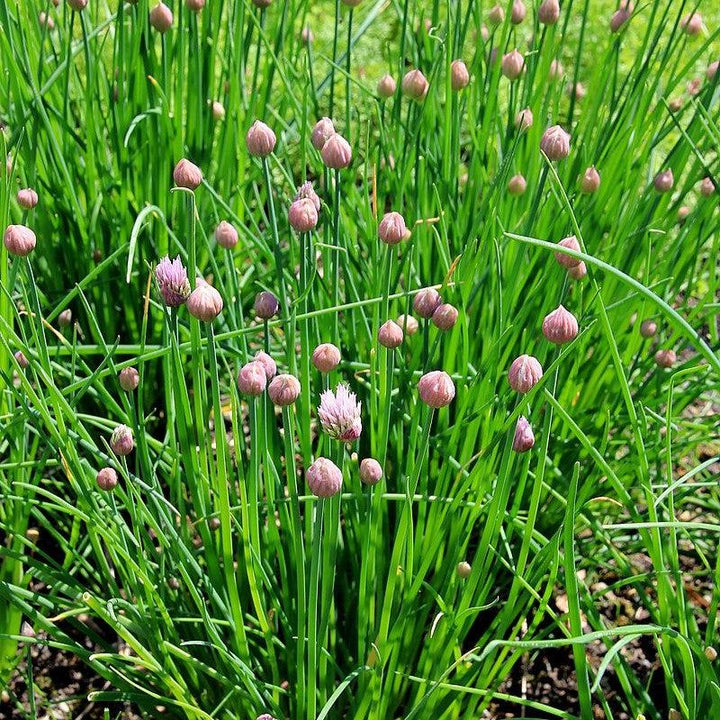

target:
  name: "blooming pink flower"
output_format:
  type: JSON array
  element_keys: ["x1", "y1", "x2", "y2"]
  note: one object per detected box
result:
[
  {"x1": 155, "y1": 256, "x2": 190, "y2": 307},
  {"x1": 318, "y1": 383, "x2": 362, "y2": 441}
]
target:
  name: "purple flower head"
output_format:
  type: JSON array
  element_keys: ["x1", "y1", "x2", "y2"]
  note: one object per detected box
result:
[
  {"x1": 318, "y1": 383, "x2": 362, "y2": 441},
  {"x1": 155, "y1": 256, "x2": 190, "y2": 307}
]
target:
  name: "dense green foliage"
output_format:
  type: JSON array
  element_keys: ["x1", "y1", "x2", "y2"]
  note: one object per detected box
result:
[{"x1": 1, "y1": 0, "x2": 719, "y2": 718}]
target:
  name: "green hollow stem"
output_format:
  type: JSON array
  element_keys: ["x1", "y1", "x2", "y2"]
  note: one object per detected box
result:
[
  {"x1": 207, "y1": 323, "x2": 249, "y2": 661},
  {"x1": 306, "y1": 497, "x2": 325, "y2": 720},
  {"x1": 329, "y1": 0, "x2": 340, "y2": 118},
  {"x1": 281, "y1": 405, "x2": 306, "y2": 715},
  {"x1": 262, "y1": 157, "x2": 290, "y2": 364},
  {"x1": 331, "y1": 169, "x2": 341, "y2": 343}
]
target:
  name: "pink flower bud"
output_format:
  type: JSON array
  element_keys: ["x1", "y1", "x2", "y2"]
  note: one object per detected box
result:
[
  {"x1": 568, "y1": 81, "x2": 586, "y2": 100},
  {"x1": 668, "y1": 97, "x2": 683, "y2": 112},
  {"x1": 253, "y1": 351, "x2": 277, "y2": 380},
  {"x1": 378, "y1": 212, "x2": 407, "y2": 244},
  {"x1": 211, "y1": 101, "x2": 225, "y2": 120},
  {"x1": 255, "y1": 291, "x2": 279, "y2": 319},
  {"x1": 480, "y1": 24, "x2": 490, "y2": 41},
  {"x1": 96, "y1": 467, "x2": 118, "y2": 491},
  {"x1": 289, "y1": 198, "x2": 318, "y2": 232},
  {"x1": 268, "y1": 374, "x2": 301, "y2": 406},
  {"x1": 413, "y1": 288, "x2": 442, "y2": 318},
  {"x1": 215, "y1": 221, "x2": 238, "y2": 249},
  {"x1": 508, "y1": 354, "x2": 543, "y2": 393},
  {"x1": 451, "y1": 60, "x2": 470, "y2": 91},
  {"x1": 173, "y1": 159, "x2": 202, "y2": 190},
  {"x1": 687, "y1": 78, "x2": 701, "y2": 97},
  {"x1": 378, "y1": 320, "x2": 403, "y2": 348},
  {"x1": 507, "y1": 173, "x2": 527, "y2": 196},
  {"x1": 359, "y1": 458, "x2": 383, "y2": 485},
  {"x1": 119, "y1": 366, "x2": 140, "y2": 392},
  {"x1": 501, "y1": 49, "x2": 525, "y2": 80},
  {"x1": 321, "y1": 134, "x2": 352, "y2": 169},
  {"x1": 432, "y1": 303, "x2": 458, "y2": 331},
  {"x1": 487, "y1": 4, "x2": 504, "y2": 25},
  {"x1": 538, "y1": 0, "x2": 560, "y2": 25},
  {"x1": 542, "y1": 305, "x2": 579, "y2": 344},
  {"x1": 39, "y1": 12, "x2": 55, "y2": 29},
  {"x1": 554, "y1": 235, "x2": 582, "y2": 268},
  {"x1": 238, "y1": 361, "x2": 267, "y2": 396},
  {"x1": 512, "y1": 416, "x2": 535, "y2": 453},
  {"x1": 149, "y1": 2, "x2": 173, "y2": 32},
  {"x1": 110, "y1": 424, "x2": 134, "y2": 456},
  {"x1": 515, "y1": 107, "x2": 533, "y2": 130},
  {"x1": 540, "y1": 125, "x2": 571, "y2": 161},
  {"x1": 186, "y1": 0, "x2": 205, "y2": 11},
  {"x1": 457, "y1": 561, "x2": 472, "y2": 578},
  {"x1": 14, "y1": 350, "x2": 29, "y2": 369},
  {"x1": 654, "y1": 169, "x2": 673, "y2": 193},
  {"x1": 3, "y1": 224, "x2": 36, "y2": 257},
  {"x1": 511, "y1": 0, "x2": 526, "y2": 23},
  {"x1": 312, "y1": 343, "x2": 341, "y2": 373},
  {"x1": 398, "y1": 315, "x2": 419, "y2": 336},
  {"x1": 311, "y1": 117, "x2": 335, "y2": 150},
  {"x1": 707, "y1": 61, "x2": 719, "y2": 81},
  {"x1": 401, "y1": 69, "x2": 429, "y2": 100},
  {"x1": 655, "y1": 349, "x2": 676, "y2": 368},
  {"x1": 418, "y1": 370, "x2": 456, "y2": 408},
  {"x1": 187, "y1": 284, "x2": 223, "y2": 322},
  {"x1": 610, "y1": 3, "x2": 632, "y2": 33},
  {"x1": 301, "y1": 26, "x2": 314, "y2": 43},
  {"x1": 700, "y1": 177, "x2": 715, "y2": 197},
  {"x1": 16, "y1": 188, "x2": 38, "y2": 209},
  {"x1": 567, "y1": 261, "x2": 587, "y2": 280},
  {"x1": 677, "y1": 206, "x2": 690, "y2": 223},
  {"x1": 640, "y1": 319, "x2": 657, "y2": 338},
  {"x1": 68, "y1": 0, "x2": 88, "y2": 10},
  {"x1": 681, "y1": 12, "x2": 702, "y2": 36},
  {"x1": 548, "y1": 59, "x2": 564, "y2": 80},
  {"x1": 295, "y1": 181, "x2": 321, "y2": 211},
  {"x1": 58, "y1": 309, "x2": 72, "y2": 328},
  {"x1": 306, "y1": 457, "x2": 343, "y2": 498},
  {"x1": 377, "y1": 74, "x2": 397, "y2": 98},
  {"x1": 580, "y1": 166, "x2": 600, "y2": 193},
  {"x1": 246, "y1": 120, "x2": 276, "y2": 157}
]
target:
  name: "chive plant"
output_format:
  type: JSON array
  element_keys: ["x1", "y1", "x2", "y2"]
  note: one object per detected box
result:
[{"x1": 1, "y1": 0, "x2": 719, "y2": 718}]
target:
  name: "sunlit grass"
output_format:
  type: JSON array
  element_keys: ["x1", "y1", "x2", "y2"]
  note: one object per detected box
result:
[{"x1": 1, "y1": 0, "x2": 719, "y2": 719}]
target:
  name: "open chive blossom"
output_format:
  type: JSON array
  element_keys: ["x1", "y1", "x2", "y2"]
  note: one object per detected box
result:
[
  {"x1": 155, "y1": 256, "x2": 191, "y2": 307},
  {"x1": 318, "y1": 383, "x2": 362, "y2": 441}
]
